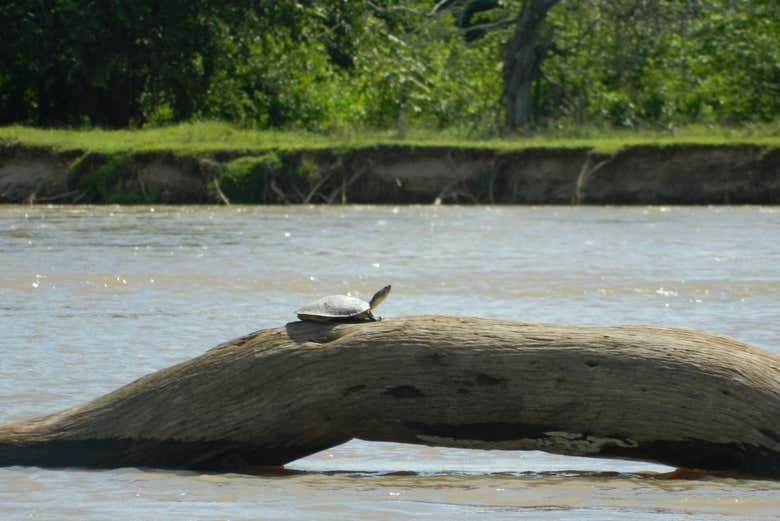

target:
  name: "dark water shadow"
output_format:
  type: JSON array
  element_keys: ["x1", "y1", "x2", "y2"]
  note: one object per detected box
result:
[
  {"x1": 224, "y1": 466, "x2": 761, "y2": 483},
  {"x1": 30, "y1": 464, "x2": 773, "y2": 486}
]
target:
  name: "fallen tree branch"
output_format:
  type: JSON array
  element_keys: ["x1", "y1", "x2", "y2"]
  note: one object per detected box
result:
[
  {"x1": 326, "y1": 161, "x2": 369, "y2": 204},
  {"x1": 269, "y1": 178, "x2": 289, "y2": 204},
  {"x1": 1, "y1": 316, "x2": 779, "y2": 477},
  {"x1": 212, "y1": 176, "x2": 231, "y2": 206},
  {"x1": 575, "y1": 154, "x2": 612, "y2": 204},
  {"x1": 303, "y1": 157, "x2": 343, "y2": 204}
]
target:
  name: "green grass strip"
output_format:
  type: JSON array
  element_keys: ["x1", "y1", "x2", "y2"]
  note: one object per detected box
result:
[{"x1": 1, "y1": 120, "x2": 779, "y2": 155}]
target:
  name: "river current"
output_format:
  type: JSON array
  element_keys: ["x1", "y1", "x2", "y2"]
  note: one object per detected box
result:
[{"x1": 1, "y1": 205, "x2": 779, "y2": 520}]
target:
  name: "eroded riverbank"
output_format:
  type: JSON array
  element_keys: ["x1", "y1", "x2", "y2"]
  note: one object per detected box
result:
[{"x1": 1, "y1": 144, "x2": 779, "y2": 204}]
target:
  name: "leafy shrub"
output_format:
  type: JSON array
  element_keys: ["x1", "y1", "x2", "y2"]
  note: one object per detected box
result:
[{"x1": 218, "y1": 153, "x2": 281, "y2": 203}]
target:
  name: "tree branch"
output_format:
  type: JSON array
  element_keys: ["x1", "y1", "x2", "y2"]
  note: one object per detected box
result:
[
  {"x1": 364, "y1": 0, "x2": 426, "y2": 17},
  {"x1": 430, "y1": 0, "x2": 460, "y2": 16},
  {"x1": 457, "y1": 16, "x2": 518, "y2": 35}
]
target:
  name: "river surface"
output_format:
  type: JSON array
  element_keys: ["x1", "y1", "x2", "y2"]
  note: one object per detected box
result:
[{"x1": 1, "y1": 205, "x2": 779, "y2": 520}]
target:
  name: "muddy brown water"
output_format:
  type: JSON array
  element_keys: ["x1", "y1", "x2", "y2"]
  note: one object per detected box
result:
[{"x1": 1, "y1": 205, "x2": 779, "y2": 520}]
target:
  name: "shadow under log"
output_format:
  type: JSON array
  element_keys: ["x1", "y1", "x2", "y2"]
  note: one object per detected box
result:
[{"x1": 1, "y1": 316, "x2": 779, "y2": 478}]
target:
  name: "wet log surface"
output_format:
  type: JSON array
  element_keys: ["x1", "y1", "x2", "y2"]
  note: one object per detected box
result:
[{"x1": 1, "y1": 316, "x2": 779, "y2": 477}]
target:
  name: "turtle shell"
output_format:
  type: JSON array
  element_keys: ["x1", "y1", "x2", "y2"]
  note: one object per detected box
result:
[{"x1": 296, "y1": 294, "x2": 372, "y2": 322}]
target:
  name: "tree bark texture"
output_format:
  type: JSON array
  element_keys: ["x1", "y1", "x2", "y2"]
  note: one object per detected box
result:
[
  {"x1": 503, "y1": 0, "x2": 560, "y2": 130},
  {"x1": 1, "y1": 316, "x2": 779, "y2": 477}
]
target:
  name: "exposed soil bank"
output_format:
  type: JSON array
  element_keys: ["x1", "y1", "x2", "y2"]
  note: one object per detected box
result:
[{"x1": 1, "y1": 144, "x2": 778, "y2": 204}]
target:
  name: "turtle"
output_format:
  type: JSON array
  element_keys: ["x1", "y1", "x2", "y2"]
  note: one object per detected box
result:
[{"x1": 296, "y1": 285, "x2": 391, "y2": 323}]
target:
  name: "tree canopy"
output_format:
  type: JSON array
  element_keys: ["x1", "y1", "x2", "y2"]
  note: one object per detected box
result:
[{"x1": 1, "y1": 0, "x2": 777, "y2": 132}]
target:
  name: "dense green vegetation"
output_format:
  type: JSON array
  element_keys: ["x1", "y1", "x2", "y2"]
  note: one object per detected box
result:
[{"x1": 1, "y1": 1, "x2": 778, "y2": 134}]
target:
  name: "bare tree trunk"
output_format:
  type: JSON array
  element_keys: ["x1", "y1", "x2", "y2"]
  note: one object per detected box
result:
[
  {"x1": 1, "y1": 316, "x2": 780, "y2": 477},
  {"x1": 503, "y1": 0, "x2": 560, "y2": 130}
]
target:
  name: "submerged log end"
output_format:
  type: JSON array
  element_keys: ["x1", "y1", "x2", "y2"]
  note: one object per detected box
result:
[{"x1": 1, "y1": 316, "x2": 779, "y2": 477}]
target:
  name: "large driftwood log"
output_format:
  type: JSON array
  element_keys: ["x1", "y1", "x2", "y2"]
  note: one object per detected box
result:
[{"x1": 1, "y1": 316, "x2": 780, "y2": 477}]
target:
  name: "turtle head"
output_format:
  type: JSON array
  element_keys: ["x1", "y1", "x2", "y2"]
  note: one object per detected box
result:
[{"x1": 369, "y1": 285, "x2": 392, "y2": 310}]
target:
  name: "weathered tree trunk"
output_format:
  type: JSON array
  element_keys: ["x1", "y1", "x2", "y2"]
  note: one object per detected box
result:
[
  {"x1": 503, "y1": 0, "x2": 560, "y2": 130},
  {"x1": 1, "y1": 316, "x2": 780, "y2": 477}
]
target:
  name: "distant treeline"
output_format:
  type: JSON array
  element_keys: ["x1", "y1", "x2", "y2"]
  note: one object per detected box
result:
[{"x1": 1, "y1": 1, "x2": 778, "y2": 132}]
